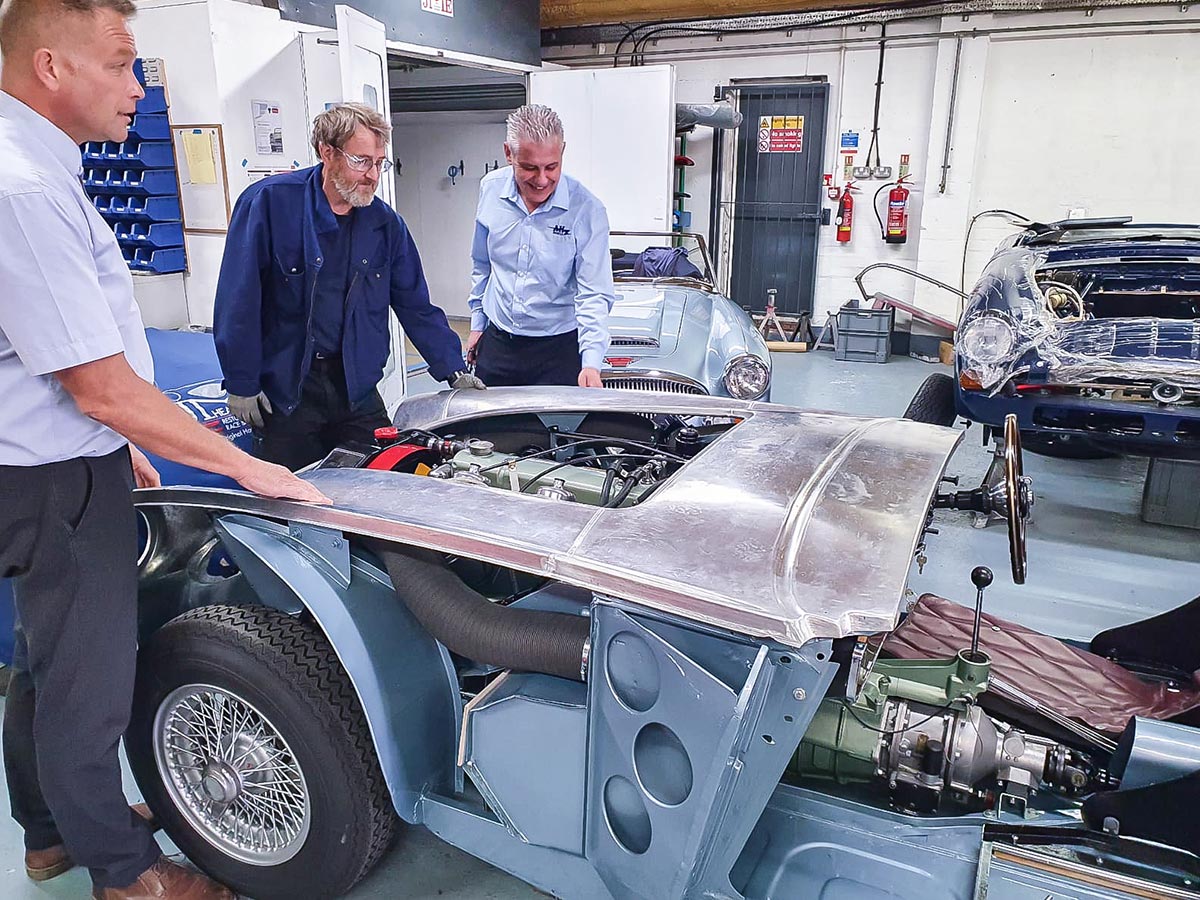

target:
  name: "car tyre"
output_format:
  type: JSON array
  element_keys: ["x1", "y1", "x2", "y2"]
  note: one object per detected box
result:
[
  {"x1": 127, "y1": 605, "x2": 397, "y2": 900},
  {"x1": 903, "y1": 373, "x2": 958, "y2": 427}
]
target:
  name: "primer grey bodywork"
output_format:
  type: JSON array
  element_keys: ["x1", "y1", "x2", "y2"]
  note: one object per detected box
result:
[{"x1": 129, "y1": 388, "x2": 1193, "y2": 900}]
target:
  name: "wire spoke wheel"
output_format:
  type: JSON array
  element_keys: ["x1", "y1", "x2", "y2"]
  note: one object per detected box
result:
[
  {"x1": 129, "y1": 605, "x2": 397, "y2": 898},
  {"x1": 154, "y1": 683, "x2": 311, "y2": 865}
]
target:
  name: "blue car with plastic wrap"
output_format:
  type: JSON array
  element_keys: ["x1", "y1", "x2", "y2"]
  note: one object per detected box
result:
[
  {"x1": 950, "y1": 218, "x2": 1200, "y2": 459},
  {"x1": 0, "y1": 328, "x2": 245, "y2": 666}
]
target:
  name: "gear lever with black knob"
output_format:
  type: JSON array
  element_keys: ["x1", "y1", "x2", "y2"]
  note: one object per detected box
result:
[{"x1": 968, "y1": 565, "x2": 993, "y2": 662}]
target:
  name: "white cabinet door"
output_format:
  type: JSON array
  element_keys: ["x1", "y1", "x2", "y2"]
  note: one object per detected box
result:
[
  {"x1": 335, "y1": 5, "x2": 393, "y2": 208},
  {"x1": 528, "y1": 66, "x2": 676, "y2": 233},
  {"x1": 334, "y1": 5, "x2": 409, "y2": 409}
]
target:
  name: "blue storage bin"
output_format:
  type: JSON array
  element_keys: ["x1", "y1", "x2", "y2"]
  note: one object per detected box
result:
[
  {"x1": 127, "y1": 113, "x2": 169, "y2": 141},
  {"x1": 137, "y1": 86, "x2": 167, "y2": 114},
  {"x1": 82, "y1": 140, "x2": 175, "y2": 168},
  {"x1": 96, "y1": 194, "x2": 181, "y2": 222},
  {"x1": 126, "y1": 246, "x2": 187, "y2": 274},
  {"x1": 80, "y1": 57, "x2": 186, "y2": 277},
  {"x1": 115, "y1": 221, "x2": 184, "y2": 249},
  {"x1": 95, "y1": 168, "x2": 179, "y2": 196}
]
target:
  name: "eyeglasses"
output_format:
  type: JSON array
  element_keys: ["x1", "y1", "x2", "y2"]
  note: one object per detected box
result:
[{"x1": 335, "y1": 147, "x2": 393, "y2": 174}]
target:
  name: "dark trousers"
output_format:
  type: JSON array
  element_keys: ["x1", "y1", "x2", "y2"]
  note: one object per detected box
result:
[
  {"x1": 0, "y1": 447, "x2": 160, "y2": 888},
  {"x1": 254, "y1": 355, "x2": 389, "y2": 470},
  {"x1": 474, "y1": 324, "x2": 582, "y2": 387}
]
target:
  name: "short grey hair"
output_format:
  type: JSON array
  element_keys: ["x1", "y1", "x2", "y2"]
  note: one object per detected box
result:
[
  {"x1": 505, "y1": 104, "x2": 564, "y2": 152},
  {"x1": 310, "y1": 103, "x2": 389, "y2": 155}
]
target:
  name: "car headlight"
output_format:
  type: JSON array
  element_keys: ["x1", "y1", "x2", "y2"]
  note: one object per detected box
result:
[
  {"x1": 958, "y1": 312, "x2": 1017, "y2": 366},
  {"x1": 724, "y1": 354, "x2": 771, "y2": 400}
]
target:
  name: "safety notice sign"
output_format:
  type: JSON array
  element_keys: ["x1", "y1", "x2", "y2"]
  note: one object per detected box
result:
[
  {"x1": 757, "y1": 116, "x2": 804, "y2": 153},
  {"x1": 421, "y1": 0, "x2": 454, "y2": 16}
]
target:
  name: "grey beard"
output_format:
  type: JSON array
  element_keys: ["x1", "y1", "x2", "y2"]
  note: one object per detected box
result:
[{"x1": 332, "y1": 172, "x2": 374, "y2": 208}]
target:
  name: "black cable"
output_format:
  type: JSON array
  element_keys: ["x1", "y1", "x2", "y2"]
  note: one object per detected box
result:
[
  {"x1": 625, "y1": 3, "x2": 931, "y2": 67},
  {"x1": 873, "y1": 181, "x2": 894, "y2": 240},
  {"x1": 600, "y1": 466, "x2": 617, "y2": 505},
  {"x1": 553, "y1": 430, "x2": 688, "y2": 461},
  {"x1": 472, "y1": 438, "x2": 679, "y2": 476},
  {"x1": 519, "y1": 453, "x2": 665, "y2": 495},
  {"x1": 603, "y1": 464, "x2": 652, "y2": 508},
  {"x1": 604, "y1": 475, "x2": 638, "y2": 508},
  {"x1": 960, "y1": 208, "x2": 1035, "y2": 297},
  {"x1": 839, "y1": 697, "x2": 961, "y2": 737},
  {"x1": 612, "y1": 23, "x2": 654, "y2": 67},
  {"x1": 865, "y1": 24, "x2": 887, "y2": 169}
]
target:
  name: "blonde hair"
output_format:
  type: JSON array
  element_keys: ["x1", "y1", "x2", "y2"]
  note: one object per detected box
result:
[
  {"x1": 310, "y1": 102, "x2": 389, "y2": 154},
  {"x1": 0, "y1": 0, "x2": 135, "y2": 55},
  {"x1": 505, "y1": 104, "x2": 564, "y2": 153}
]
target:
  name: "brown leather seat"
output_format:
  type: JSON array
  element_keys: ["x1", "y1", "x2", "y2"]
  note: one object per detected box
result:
[{"x1": 881, "y1": 594, "x2": 1200, "y2": 736}]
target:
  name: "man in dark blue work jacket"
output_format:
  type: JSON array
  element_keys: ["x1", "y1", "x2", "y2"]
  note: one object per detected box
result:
[{"x1": 214, "y1": 103, "x2": 484, "y2": 470}]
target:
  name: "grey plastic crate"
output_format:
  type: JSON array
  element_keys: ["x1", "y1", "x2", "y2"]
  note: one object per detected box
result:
[
  {"x1": 1141, "y1": 458, "x2": 1200, "y2": 529},
  {"x1": 835, "y1": 330, "x2": 890, "y2": 363},
  {"x1": 837, "y1": 303, "x2": 894, "y2": 335}
]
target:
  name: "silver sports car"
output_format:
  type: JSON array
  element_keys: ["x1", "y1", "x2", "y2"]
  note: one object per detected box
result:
[{"x1": 603, "y1": 232, "x2": 772, "y2": 400}]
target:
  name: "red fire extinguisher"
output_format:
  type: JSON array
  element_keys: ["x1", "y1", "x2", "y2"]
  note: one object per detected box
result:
[
  {"x1": 884, "y1": 175, "x2": 911, "y2": 244},
  {"x1": 835, "y1": 182, "x2": 855, "y2": 243}
]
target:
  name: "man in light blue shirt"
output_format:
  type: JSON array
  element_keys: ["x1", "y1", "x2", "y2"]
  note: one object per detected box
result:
[
  {"x1": 0, "y1": 1, "x2": 322, "y2": 896},
  {"x1": 467, "y1": 104, "x2": 615, "y2": 387}
]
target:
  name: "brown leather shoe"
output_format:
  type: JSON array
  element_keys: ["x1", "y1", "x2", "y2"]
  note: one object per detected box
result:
[
  {"x1": 92, "y1": 856, "x2": 236, "y2": 899},
  {"x1": 24, "y1": 803, "x2": 161, "y2": 882},
  {"x1": 25, "y1": 843, "x2": 72, "y2": 881},
  {"x1": 132, "y1": 802, "x2": 159, "y2": 831}
]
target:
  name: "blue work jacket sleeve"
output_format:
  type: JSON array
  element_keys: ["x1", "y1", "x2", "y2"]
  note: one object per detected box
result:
[
  {"x1": 213, "y1": 189, "x2": 270, "y2": 398},
  {"x1": 389, "y1": 218, "x2": 466, "y2": 383}
]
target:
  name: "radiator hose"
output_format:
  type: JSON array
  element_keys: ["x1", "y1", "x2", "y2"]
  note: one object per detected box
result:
[{"x1": 374, "y1": 543, "x2": 590, "y2": 682}]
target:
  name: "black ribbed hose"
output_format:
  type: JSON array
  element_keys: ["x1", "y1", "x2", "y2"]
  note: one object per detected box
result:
[{"x1": 373, "y1": 543, "x2": 590, "y2": 682}]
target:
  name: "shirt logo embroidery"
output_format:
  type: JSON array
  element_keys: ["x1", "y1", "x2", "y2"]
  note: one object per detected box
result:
[{"x1": 552, "y1": 224, "x2": 572, "y2": 236}]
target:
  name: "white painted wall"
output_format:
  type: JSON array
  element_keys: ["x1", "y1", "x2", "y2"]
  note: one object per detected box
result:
[
  {"x1": 667, "y1": 22, "x2": 940, "y2": 323},
  {"x1": 966, "y1": 20, "x2": 1200, "y2": 282},
  {"x1": 530, "y1": 65, "x2": 676, "y2": 232},
  {"x1": 392, "y1": 113, "x2": 509, "y2": 319},
  {"x1": 132, "y1": 0, "x2": 330, "y2": 325},
  {"x1": 546, "y1": 6, "x2": 1200, "y2": 327}
]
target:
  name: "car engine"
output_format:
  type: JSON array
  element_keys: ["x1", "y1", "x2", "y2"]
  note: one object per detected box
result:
[{"x1": 363, "y1": 414, "x2": 730, "y2": 508}]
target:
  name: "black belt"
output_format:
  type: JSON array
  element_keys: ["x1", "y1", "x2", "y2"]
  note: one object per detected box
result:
[{"x1": 485, "y1": 323, "x2": 577, "y2": 344}]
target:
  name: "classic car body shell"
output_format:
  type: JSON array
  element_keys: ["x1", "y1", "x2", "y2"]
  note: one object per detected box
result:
[
  {"x1": 130, "y1": 387, "x2": 1200, "y2": 900},
  {"x1": 954, "y1": 224, "x2": 1200, "y2": 457},
  {"x1": 602, "y1": 233, "x2": 772, "y2": 399}
]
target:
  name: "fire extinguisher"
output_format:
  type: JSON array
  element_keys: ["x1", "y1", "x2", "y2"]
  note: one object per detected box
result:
[
  {"x1": 875, "y1": 175, "x2": 912, "y2": 244},
  {"x1": 835, "y1": 182, "x2": 856, "y2": 243}
]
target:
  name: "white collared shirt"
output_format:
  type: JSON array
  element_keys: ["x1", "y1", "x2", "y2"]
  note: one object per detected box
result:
[{"x1": 0, "y1": 90, "x2": 152, "y2": 466}]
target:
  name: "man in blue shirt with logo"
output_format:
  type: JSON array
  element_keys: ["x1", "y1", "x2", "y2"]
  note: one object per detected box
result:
[
  {"x1": 0, "y1": 1, "x2": 325, "y2": 896},
  {"x1": 215, "y1": 103, "x2": 484, "y2": 471},
  {"x1": 468, "y1": 105, "x2": 616, "y2": 387}
]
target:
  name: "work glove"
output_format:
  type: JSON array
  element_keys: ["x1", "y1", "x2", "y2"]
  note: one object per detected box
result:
[
  {"x1": 227, "y1": 391, "x2": 273, "y2": 429},
  {"x1": 450, "y1": 371, "x2": 486, "y2": 390}
]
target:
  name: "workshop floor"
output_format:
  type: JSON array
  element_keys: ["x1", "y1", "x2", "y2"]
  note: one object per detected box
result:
[{"x1": 1, "y1": 349, "x2": 1197, "y2": 899}]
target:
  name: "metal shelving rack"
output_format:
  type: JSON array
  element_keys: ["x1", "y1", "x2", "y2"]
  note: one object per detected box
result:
[{"x1": 80, "y1": 59, "x2": 187, "y2": 275}]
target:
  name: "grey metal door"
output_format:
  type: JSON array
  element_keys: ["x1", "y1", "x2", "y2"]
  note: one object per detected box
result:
[{"x1": 712, "y1": 80, "x2": 829, "y2": 317}]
